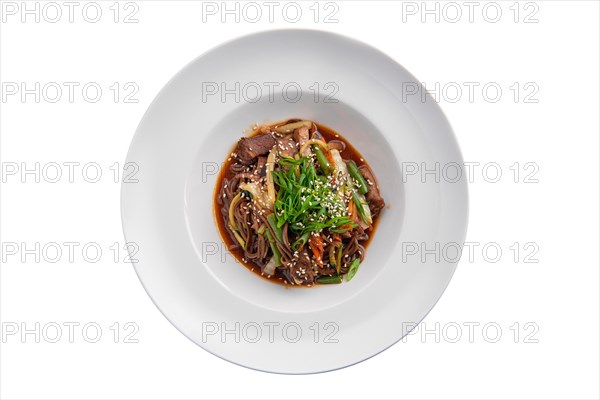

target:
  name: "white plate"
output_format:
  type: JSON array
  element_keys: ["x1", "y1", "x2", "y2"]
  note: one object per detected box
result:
[{"x1": 121, "y1": 29, "x2": 468, "y2": 374}]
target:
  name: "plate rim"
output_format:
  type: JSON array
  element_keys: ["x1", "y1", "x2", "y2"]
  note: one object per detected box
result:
[{"x1": 121, "y1": 28, "x2": 469, "y2": 374}]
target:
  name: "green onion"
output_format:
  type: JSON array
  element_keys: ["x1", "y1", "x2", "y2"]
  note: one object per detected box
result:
[
  {"x1": 278, "y1": 156, "x2": 304, "y2": 167},
  {"x1": 317, "y1": 274, "x2": 342, "y2": 284},
  {"x1": 336, "y1": 244, "x2": 343, "y2": 274},
  {"x1": 299, "y1": 139, "x2": 329, "y2": 156},
  {"x1": 293, "y1": 232, "x2": 310, "y2": 251},
  {"x1": 231, "y1": 230, "x2": 246, "y2": 250},
  {"x1": 227, "y1": 193, "x2": 246, "y2": 249},
  {"x1": 352, "y1": 190, "x2": 368, "y2": 223},
  {"x1": 271, "y1": 156, "x2": 354, "y2": 238},
  {"x1": 346, "y1": 258, "x2": 361, "y2": 281},
  {"x1": 228, "y1": 193, "x2": 242, "y2": 232},
  {"x1": 313, "y1": 144, "x2": 332, "y2": 175},
  {"x1": 266, "y1": 213, "x2": 283, "y2": 243},
  {"x1": 264, "y1": 229, "x2": 282, "y2": 266},
  {"x1": 347, "y1": 160, "x2": 368, "y2": 194},
  {"x1": 329, "y1": 245, "x2": 336, "y2": 266}
]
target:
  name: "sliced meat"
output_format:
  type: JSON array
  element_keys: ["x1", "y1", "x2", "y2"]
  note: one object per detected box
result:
[
  {"x1": 341, "y1": 231, "x2": 353, "y2": 239},
  {"x1": 318, "y1": 265, "x2": 336, "y2": 276},
  {"x1": 293, "y1": 126, "x2": 311, "y2": 157},
  {"x1": 359, "y1": 165, "x2": 385, "y2": 217},
  {"x1": 255, "y1": 156, "x2": 267, "y2": 177},
  {"x1": 235, "y1": 133, "x2": 276, "y2": 165},
  {"x1": 293, "y1": 125, "x2": 309, "y2": 143},
  {"x1": 276, "y1": 136, "x2": 297, "y2": 158},
  {"x1": 290, "y1": 251, "x2": 315, "y2": 284}
]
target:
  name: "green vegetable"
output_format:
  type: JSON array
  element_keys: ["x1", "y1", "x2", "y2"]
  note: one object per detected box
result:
[
  {"x1": 352, "y1": 190, "x2": 368, "y2": 224},
  {"x1": 328, "y1": 245, "x2": 336, "y2": 266},
  {"x1": 293, "y1": 232, "x2": 310, "y2": 251},
  {"x1": 356, "y1": 191, "x2": 373, "y2": 225},
  {"x1": 317, "y1": 274, "x2": 342, "y2": 284},
  {"x1": 231, "y1": 230, "x2": 246, "y2": 250},
  {"x1": 228, "y1": 193, "x2": 242, "y2": 231},
  {"x1": 264, "y1": 229, "x2": 282, "y2": 266},
  {"x1": 227, "y1": 193, "x2": 246, "y2": 249},
  {"x1": 329, "y1": 149, "x2": 348, "y2": 177},
  {"x1": 336, "y1": 244, "x2": 343, "y2": 274},
  {"x1": 278, "y1": 156, "x2": 304, "y2": 167},
  {"x1": 347, "y1": 160, "x2": 368, "y2": 195},
  {"x1": 312, "y1": 144, "x2": 332, "y2": 175},
  {"x1": 299, "y1": 139, "x2": 329, "y2": 156},
  {"x1": 346, "y1": 258, "x2": 361, "y2": 281},
  {"x1": 271, "y1": 157, "x2": 355, "y2": 238},
  {"x1": 266, "y1": 213, "x2": 283, "y2": 243}
]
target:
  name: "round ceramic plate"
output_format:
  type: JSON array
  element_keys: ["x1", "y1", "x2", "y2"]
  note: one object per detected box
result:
[{"x1": 122, "y1": 29, "x2": 468, "y2": 374}]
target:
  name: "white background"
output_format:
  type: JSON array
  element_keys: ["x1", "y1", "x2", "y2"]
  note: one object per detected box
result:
[{"x1": 1, "y1": 1, "x2": 599, "y2": 399}]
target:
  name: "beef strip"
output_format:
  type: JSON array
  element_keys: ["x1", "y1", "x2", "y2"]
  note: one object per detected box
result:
[
  {"x1": 290, "y1": 251, "x2": 315, "y2": 284},
  {"x1": 255, "y1": 156, "x2": 267, "y2": 177},
  {"x1": 276, "y1": 136, "x2": 297, "y2": 158},
  {"x1": 235, "y1": 133, "x2": 276, "y2": 164},
  {"x1": 293, "y1": 126, "x2": 311, "y2": 157},
  {"x1": 318, "y1": 265, "x2": 336, "y2": 276},
  {"x1": 359, "y1": 165, "x2": 385, "y2": 217}
]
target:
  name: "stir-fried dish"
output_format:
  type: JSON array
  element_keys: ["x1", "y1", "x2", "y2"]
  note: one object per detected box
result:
[{"x1": 215, "y1": 119, "x2": 385, "y2": 286}]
